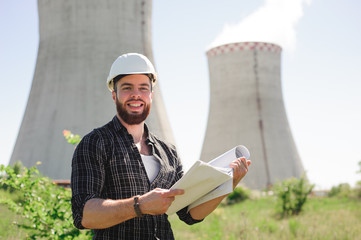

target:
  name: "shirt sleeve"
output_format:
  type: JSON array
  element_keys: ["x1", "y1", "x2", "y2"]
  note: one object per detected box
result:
[
  {"x1": 176, "y1": 206, "x2": 204, "y2": 225},
  {"x1": 71, "y1": 131, "x2": 106, "y2": 229}
]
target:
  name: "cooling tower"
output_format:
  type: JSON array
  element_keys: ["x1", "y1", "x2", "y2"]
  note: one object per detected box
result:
[
  {"x1": 200, "y1": 42, "x2": 304, "y2": 189},
  {"x1": 10, "y1": 0, "x2": 174, "y2": 180}
]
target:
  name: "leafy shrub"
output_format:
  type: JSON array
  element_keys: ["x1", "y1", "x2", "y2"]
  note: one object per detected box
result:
[
  {"x1": 328, "y1": 183, "x2": 352, "y2": 198},
  {"x1": 0, "y1": 164, "x2": 92, "y2": 239},
  {"x1": 273, "y1": 176, "x2": 314, "y2": 217},
  {"x1": 226, "y1": 186, "x2": 250, "y2": 204},
  {"x1": 0, "y1": 161, "x2": 23, "y2": 193}
]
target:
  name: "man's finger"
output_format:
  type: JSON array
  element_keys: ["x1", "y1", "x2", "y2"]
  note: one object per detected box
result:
[
  {"x1": 164, "y1": 189, "x2": 184, "y2": 198},
  {"x1": 241, "y1": 159, "x2": 248, "y2": 169}
]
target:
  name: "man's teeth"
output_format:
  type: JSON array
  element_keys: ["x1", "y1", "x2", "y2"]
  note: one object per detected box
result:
[{"x1": 129, "y1": 104, "x2": 141, "y2": 107}]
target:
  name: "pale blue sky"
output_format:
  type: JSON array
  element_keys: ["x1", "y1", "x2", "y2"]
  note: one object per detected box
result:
[{"x1": 1, "y1": 0, "x2": 360, "y2": 190}]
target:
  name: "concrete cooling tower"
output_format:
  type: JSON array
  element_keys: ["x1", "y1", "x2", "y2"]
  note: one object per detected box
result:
[
  {"x1": 200, "y1": 42, "x2": 304, "y2": 189},
  {"x1": 10, "y1": 0, "x2": 174, "y2": 180}
]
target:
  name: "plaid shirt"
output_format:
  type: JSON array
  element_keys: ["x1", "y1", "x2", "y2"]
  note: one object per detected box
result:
[{"x1": 71, "y1": 116, "x2": 202, "y2": 239}]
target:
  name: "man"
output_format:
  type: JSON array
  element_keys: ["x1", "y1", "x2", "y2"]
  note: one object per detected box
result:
[{"x1": 71, "y1": 53, "x2": 251, "y2": 239}]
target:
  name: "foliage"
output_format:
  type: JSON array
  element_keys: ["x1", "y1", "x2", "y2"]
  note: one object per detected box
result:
[
  {"x1": 63, "y1": 129, "x2": 82, "y2": 145},
  {"x1": 0, "y1": 161, "x2": 23, "y2": 193},
  {"x1": 226, "y1": 186, "x2": 250, "y2": 204},
  {"x1": 328, "y1": 183, "x2": 352, "y2": 198},
  {"x1": 0, "y1": 163, "x2": 92, "y2": 239},
  {"x1": 273, "y1": 176, "x2": 314, "y2": 217}
]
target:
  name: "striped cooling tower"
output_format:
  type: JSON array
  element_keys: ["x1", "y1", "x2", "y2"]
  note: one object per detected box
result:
[{"x1": 201, "y1": 42, "x2": 304, "y2": 189}]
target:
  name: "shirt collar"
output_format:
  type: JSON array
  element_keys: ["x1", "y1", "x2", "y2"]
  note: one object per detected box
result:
[
  {"x1": 144, "y1": 123, "x2": 155, "y2": 145},
  {"x1": 112, "y1": 115, "x2": 126, "y2": 132}
]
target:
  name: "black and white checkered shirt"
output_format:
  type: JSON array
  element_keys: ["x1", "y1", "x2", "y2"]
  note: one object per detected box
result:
[{"x1": 71, "y1": 116, "x2": 202, "y2": 239}]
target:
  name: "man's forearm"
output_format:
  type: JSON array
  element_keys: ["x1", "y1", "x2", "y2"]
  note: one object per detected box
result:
[
  {"x1": 188, "y1": 194, "x2": 227, "y2": 220},
  {"x1": 81, "y1": 188, "x2": 184, "y2": 229},
  {"x1": 81, "y1": 198, "x2": 136, "y2": 229}
]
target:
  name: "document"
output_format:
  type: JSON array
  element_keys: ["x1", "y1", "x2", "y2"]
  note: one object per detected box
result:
[{"x1": 166, "y1": 145, "x2": 250, "y2": 215}]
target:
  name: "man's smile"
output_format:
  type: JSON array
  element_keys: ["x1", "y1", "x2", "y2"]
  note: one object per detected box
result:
[
  {"x1": 126, "y1": 101, "x2": 145, "y2": 111},
  {"x1": 128, "y1": 103, "x2": 143, "y2": 107}
]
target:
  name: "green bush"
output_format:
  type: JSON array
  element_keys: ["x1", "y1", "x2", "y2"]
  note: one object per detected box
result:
[
  {"x1": 226, "y1": 186, "x2": 250, "y2": 204},
  {"x1": 328, "y1": 183, "x2": 352, "y2": 198},
  {"x1": 0, "y1": 164, "x2": 92, "y2": 239},
  {"x1": 0, "y1": 161, "x2": 23, "y2": 193},
  {"x1": 273, "y1": 176, "x2": 314, "y2": 217}
]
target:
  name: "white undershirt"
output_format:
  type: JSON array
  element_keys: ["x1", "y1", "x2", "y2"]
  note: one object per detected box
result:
[{"x1": 141, "y1": 154, "x2": 160, "y2": 183}]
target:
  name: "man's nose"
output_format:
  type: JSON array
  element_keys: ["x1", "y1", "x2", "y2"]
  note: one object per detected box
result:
[{"x1": 130, "y1": 89, "x2": 141, "y2": 99}]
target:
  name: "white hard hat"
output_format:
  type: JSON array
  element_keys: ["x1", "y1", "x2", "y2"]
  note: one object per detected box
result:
[{"x1": 106, "y1": 53, "x2": 157, "y2": 92}]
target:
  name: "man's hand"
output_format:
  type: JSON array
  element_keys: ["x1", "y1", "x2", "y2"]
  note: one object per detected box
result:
[
  {"x1": 230, "y1": 157, "x2": 251, "y2": 189},
  {"x1": 138, "y1": 188, "x2": 184, "y2": 215}
]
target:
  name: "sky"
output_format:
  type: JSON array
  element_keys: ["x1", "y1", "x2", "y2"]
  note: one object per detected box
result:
[{"x1": 1, "y1": 0, "x2": 360, "y2": 190}]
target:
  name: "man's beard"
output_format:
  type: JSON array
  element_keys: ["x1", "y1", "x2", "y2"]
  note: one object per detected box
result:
[{"x1": 115, "y1": 95, "x2": 151, "y2": 125}]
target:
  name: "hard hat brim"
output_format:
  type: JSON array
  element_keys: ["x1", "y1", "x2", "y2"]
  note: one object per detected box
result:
[{"x1": 107, "y1": 73, "x2": 157, "y2": 92}]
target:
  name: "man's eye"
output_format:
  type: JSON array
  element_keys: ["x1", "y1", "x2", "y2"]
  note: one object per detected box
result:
[
  {"x1": 140, "y1": 87, "x2": 150, "y2": 91},
  {"x1": 122, "y1": 87, "x2": 131, "y2": 90}
]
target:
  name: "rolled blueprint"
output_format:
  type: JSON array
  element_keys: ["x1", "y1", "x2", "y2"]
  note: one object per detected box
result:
[
  {"x1": 166, "y1": 145, "x2": 250, "y2": 215},
  {"x1": 208, "y1": 145, "x2": 250, "y2": 169}
]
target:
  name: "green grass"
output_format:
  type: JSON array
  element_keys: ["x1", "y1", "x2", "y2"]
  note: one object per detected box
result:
[
  {"x1": 1, "y1": 189, "x2": 361, "y2": 240},
  {"x1": 169, "y1": 197, "x2": 361, "y2": 240},
  {"x1": 0, "y1": 190, "x2": 28, "y2": 239}
]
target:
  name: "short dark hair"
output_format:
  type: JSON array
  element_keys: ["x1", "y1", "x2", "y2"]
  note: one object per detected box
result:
[
  {"x1": 113, "y1": 74, "x2": 153, "y2": 93},
  {"x1": 113, "y1": 74, "x2": 128, "y2": 93}
]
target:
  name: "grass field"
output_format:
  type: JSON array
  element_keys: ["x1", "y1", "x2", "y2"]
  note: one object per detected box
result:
[
  {"x1": 1, "y1": 192, "x2": 361, "y2": 239},
  {"x1": 0, "y1": 190, "x2": 28, "y2": 239},
  {"x1": 169, "y1": 197, "x2": 361, "y2": 240}
]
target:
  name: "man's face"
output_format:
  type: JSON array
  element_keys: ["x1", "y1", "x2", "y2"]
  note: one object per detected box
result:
[{"x1": 113, "y1": 74, "x2": 153, "y2": 125}]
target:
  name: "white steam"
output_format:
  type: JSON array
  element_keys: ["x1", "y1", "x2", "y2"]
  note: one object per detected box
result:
[{"x1": 208, "y1": 0, "x2": 312, "y2": 51}]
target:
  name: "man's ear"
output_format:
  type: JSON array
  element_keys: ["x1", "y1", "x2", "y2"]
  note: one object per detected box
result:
[
  {"x1": 150, "y1": 91, "x2": 153, "y2": 102},
  {"x1": 112, "y1": 91, "x2": 116, "y2": 102}
]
